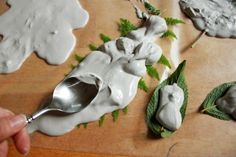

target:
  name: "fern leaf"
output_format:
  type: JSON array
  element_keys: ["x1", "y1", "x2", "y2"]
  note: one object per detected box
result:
[
  {"x1": 100, "y1": 33, "x2": 111, "y2": 43},
  {"x1": 161, "y1": 30, "x2": 177, "y2": 39},
  {"x1": 138, "y1": 78, "x2": 149, "y2": 92},
  {"x1": 146, "y1": 65, "x2": 160, "y2": 80},
  {"x1": 118, "y1": 18, "x2": 137, "y2": 37},
  {"x1": 165, "y1": 17, "x2": 185, "y2": 26}
]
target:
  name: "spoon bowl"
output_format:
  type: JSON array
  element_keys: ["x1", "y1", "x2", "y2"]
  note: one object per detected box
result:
[{"x1": 26, "y1": 77, "x2": 98, "y2": 123}]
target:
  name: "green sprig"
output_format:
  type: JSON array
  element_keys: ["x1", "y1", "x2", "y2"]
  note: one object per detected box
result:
[
  {"x1": 144, "y1": 2, "x2": 160, "y2": 15},
  {"x1": 100, "y1": 33, "x2": 111, "y2": 43},
  {"x1": 146, "y1": 65, "x2": 160, "y2": 81},
  {"x1": 118, "y1": 18, "x2": 137, "y2": 37},
  {"x1": 123, "y1": 106, "x2": 128, "y2": 114},
  {"x1": 165, "y1": 17, "x2": 185, "y2": 26},
  {"x1": 161, "y1": 30, "x2": 177, "y2": 39},
  {"x1": 138, "y1": 78, "x2": 149, "y2": 92},
  {"x1": 88, "y1": 43, "x2": 98, "y2": 51},
  {"x1": 158, "y1": 54, "x2": 171, "y2": 69},
  {"x1": 99, "y1": 115, "x2": 106, "y2": 127},
  {"x1": 83, "y1": 123, "x2": 88, "y2": 128},
  {"x1": 112, "y1": 110, "x2": 120, "y2": 122},
  {"x1": 75, "y1": 54, "x2": 85, "y2": 63}
]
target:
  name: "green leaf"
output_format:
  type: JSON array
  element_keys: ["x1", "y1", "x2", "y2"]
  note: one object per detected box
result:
[
  {"x1": 75, "y1": 54, "x2": 85, "y2": 63},
  {"x1": 161, "y1": 30, "x2": 177, "y2": 39},
  {"x1": 123, "y1": 106, "x2": 128, "y2": 114},
  {"x1": 201, "y1": 82, "x2": 236, "y2": 120},
  {"x1": 70, "y1": 64, "x2": 76, "y2": 70},
  {"x1": 144, "y1": 2, "x2": 160, "y2": 15},
  {"x1": 146, "y1": 65, "x2": 160, "y2": 80},
  {"x1": 158, "y1": 54, "x2": 171, "y2": 69},
  {"x1": 146, "y1": 60, "x2": 188, "y2": 138},
  {"x1": 164, "y1": 17, "x2": 185, "y2": 26},
  {"x1": 118, "y1": 18, "x2": 137, "y2": 37},
  {"x1": 138, "y1": 78, "x2": 149, "y2": 92},
  {"x1": 83, "y1": 123, "x2": 88, "y2": 128},
  {"x1": 100, "y1": 33, "x2": 111, "y2": 43},
  {"x1": 112, "y1": 110, "x2": 120, "y2": 122},
  {"x1": 88, "y1": 43, "x2": 98, "y2": 51},
  {"x1": 99, "y1": 115, "x2": 105, "y2": 127}
]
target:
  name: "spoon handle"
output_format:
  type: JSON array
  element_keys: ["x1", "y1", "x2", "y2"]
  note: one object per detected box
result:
[{"x1": 26, "y1": 108, "x2": 53, "y2": 123}]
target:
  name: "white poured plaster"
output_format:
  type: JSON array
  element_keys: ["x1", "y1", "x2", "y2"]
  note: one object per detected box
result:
[
  {"x1": 28, "y1": 16, "x2": 168, "y2": 136},
  {"x1": 179, "y1": 0, "x2": 236, "y2": 38},
  {"x1": 0, "y1": 0, "x2": 89, "y2": 73}
]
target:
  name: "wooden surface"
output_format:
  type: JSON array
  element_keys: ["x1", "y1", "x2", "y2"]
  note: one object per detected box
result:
[{"x1": 1, "y1": 0, "x2": 236, "y2": 157}]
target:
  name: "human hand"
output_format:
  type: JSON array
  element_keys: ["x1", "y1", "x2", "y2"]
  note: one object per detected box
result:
[{"x1": 0, "y1": 107, "x2": 30, "y2": 157}]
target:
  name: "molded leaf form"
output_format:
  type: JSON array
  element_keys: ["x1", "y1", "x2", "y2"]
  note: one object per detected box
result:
[
  {"x1": 146, "y1": 60, "x2": 188, "y2": 138},
  {"x1": 201, "y1": 82, "x2": 235, "y2": 120}
]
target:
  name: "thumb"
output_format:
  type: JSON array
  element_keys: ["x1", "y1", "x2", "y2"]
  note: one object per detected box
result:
[{"x1": 0, "y1": 114, "x2": 27, "y2": 142}]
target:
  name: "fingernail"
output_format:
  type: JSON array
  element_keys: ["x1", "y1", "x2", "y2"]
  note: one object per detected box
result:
[
  {"x1": 23, "y1": 147, "x2": 30, "y2": 156},
  {"x1": 9, "y1": 114, "x2": 27, "y2": 128}
]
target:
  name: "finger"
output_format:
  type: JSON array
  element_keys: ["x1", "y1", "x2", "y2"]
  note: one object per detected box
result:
[
  {"x1": 0, "y1": 141, "x2": 8, "y2": 157},
  {"x1": 0, "y1": 114, "x2": 27, "y2": 142},
  {"x1": 13, "y1": 128, "x2": 30, "y2": 155},
  {"x1": 0, "y1": 108, "x2": 14, "y2": 118}
]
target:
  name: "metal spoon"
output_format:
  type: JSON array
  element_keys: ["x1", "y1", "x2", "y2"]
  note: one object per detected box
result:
[{"x1": 26, "y1": 77, "x2": 98, "y2": 123}]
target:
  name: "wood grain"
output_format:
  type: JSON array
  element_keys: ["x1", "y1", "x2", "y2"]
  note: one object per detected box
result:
[{"x1": 1, "y1": 0, "x2": 236, "y2": 157}]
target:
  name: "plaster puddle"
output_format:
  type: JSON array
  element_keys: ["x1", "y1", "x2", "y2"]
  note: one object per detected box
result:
[
  {"x1": 179, "y1": 0, "x2": 236, "y2": 38},
  {"x1": 0, "y1": 0, "x2": 89, "y2": 73}
]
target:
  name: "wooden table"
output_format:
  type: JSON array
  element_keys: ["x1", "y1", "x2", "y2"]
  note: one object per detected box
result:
[
  {"x1": 1, "y1": 0, "x2": 236, "y2": 157},
  {"x1": 8, "y1": 145, "x2": 130, "y2": 157}
]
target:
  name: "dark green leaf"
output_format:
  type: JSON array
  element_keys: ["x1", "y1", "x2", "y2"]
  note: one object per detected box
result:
[
  {"x1": 99, "y1": 115, "x2": 105, "y2": 127},
  {"x1": 118, "y1": 18, "x2": 137, "y2": 37},
  {"x1": 144, "y1": 2, "x2": 160, "y2": 15},
  {"x1": 165, "y1": 17, "x2": 185, "y2": 26},
  {"x1": 146, "y1": 65, "x2": 160, "y2": 80},
  {"x1": 88, "y1": 43, "x2": 98, "y2": 51},
  {"x1": 138, "y1": 78, "x2": 149, "y2": 92},
  {"x1": 161, "y1": 30, "x2": 177, "y2": 39},
  {"x1": 75, "y1": 54, "x2": 85, "y2": 63},
  {"x1": 146, "y1": 60, "x2": 188, "y2": 138},
  {"x1": 112, "y1": 110, "x2": 119, "y2": 122},
  {"x1": 158, "y1": 54, "x2": 171, "y2": 69},
  {"x1": 100, "y1": 33, "x2": 111, "y2": 43},
  {"x1": 201, "y1": 82, "x2": 236, "y2": 120}
]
